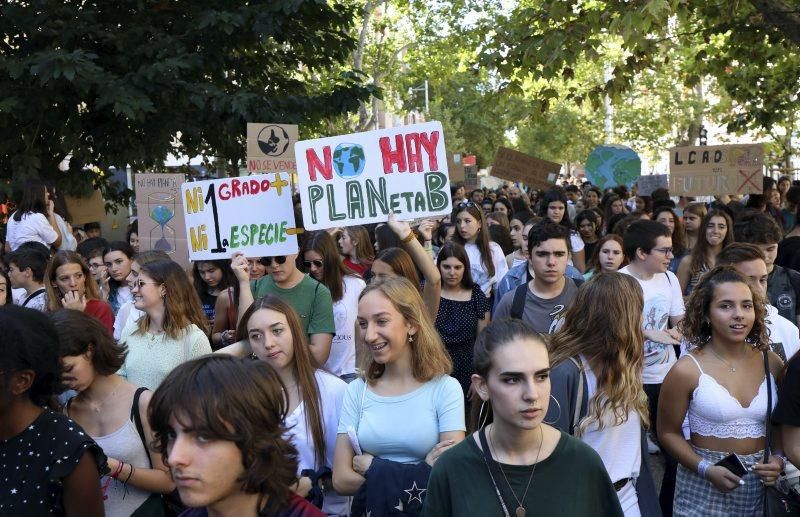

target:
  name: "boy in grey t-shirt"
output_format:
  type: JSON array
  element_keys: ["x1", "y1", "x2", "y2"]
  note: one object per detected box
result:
[{"x1": 494, "y1": 223, "x2": 580, "y2": 334}]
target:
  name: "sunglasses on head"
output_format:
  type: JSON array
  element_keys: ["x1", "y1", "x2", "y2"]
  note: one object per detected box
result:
[
  {"x1": 304, "y1": 259, "x2": 323, "y2": 269},
  {"x1": 264, "y1": 256, "x2": 287, "y2": 266},
  {"x1": 458, "y1": 200, "x2": 477, "y2": 208}
]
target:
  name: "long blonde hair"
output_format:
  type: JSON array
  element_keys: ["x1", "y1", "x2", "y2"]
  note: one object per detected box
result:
[
  {"x1": 548, "y1": 273, "x2": 650, "y2": 434},
  {"x1": 358, "y1": 277, "x2": 451, "y2": 383}
]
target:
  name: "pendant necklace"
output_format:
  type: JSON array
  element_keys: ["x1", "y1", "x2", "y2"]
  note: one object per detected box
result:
[
  {"x1": 707, "y1": 345, "x2": 748, "y2": 373},
  {"x1": 488, "y1": 425, "x2": 543, "y2": 517}
]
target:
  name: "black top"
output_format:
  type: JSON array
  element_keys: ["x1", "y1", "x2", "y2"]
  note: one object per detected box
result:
[
  {"x1": 776, "y1": 236, "x2": 800, "y2": 273},
  {"x1": 0, "y1": 408, "x2": 106, "y2": 515},
  {"x1": 773, "y1": 352, "x2": 800, "y2": 426}
]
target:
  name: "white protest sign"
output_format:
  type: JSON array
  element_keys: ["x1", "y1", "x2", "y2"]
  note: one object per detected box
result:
[
  {"x1": 637, "y1": 174, "x2": 669, "y2": 196},
  {"x1": 180, "y1": 174, "x2": 298, "y2": 261},
  {"x1": 295, "y1": 121, "x2": 451, "y2": 230}
]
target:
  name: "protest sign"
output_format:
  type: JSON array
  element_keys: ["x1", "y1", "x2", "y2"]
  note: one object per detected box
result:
[
  {"x1": 295, "y1": 121, "x2": 451, "y2": 230},
  {"x1": 448, "y1": 152, "x2": 465, "y2": 182},
  {"x1": 669, "y1": 143, "x2": 764, "y2": 196},
  {"x1": 585, "y1": 145, "x2": 641, "y2": 189},
  {"x1": 180, "y1": 173, "x2": 298, "y2": 261},
  {"x1": 135, "y1": 174, "x2": 190, "y2": 267},
  {"x1": 246, "y1": 123, "x2": 299, "y2": 177},
  {"x1": 636, "y1": 174, "x2": 669, "y2": 196},
  {"x1": 491, "y1": 147, "x2": 560, "y2": 190},
  {"x1": 64, "y1": 190, "x2": 106, "y2": 226}
]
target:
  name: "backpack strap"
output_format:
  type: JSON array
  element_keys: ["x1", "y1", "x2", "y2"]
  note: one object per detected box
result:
[
  {"x1": 568, "y1": 356, "x2": 587, "y2": 435},
  {"x1": 131, "y1": 386, "x2": 154, "y2": 468},
  {"x1": 510, "y1": 283, "x2": 528, "y2": 320}
]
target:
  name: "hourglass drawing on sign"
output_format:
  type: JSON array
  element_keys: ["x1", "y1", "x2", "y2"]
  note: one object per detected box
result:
[{"x1": 148, "y1": 193, "x2": 176, "y2": 253}]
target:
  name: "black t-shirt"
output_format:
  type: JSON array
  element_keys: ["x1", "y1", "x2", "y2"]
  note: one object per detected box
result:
[
  {"x1": 767, "y1": 265, "x2": 800, "y2": 323},
  {"x1": 777, "y1": 236, "x2": 800, "y2": 273},
  {"x1": 774, "y1": 352, "x2": 800, "y2": 426},
  {"x1": 0, "y1": 408, "x2": 106, "y2": 515}
]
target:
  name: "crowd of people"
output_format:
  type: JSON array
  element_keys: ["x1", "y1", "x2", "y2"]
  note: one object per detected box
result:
[{"x1": 2, "y1": 174, "x2": 800, "y2": 516}]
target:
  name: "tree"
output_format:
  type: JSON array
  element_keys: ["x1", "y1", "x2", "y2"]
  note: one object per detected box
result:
[{"x1": 0, "y1": 0, "x2": 375, "y2": 206}]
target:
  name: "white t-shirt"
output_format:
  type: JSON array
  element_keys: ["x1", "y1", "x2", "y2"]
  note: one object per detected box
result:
[
  {"x1": 766, "y1": 304, "x2": 800, "y2": 363},
  {"x1": 581, "y1": 362, "x2": 641, "y2": 516},
  {"x1": 113, "y1": 300, "x2": 144, "y2": 341},
  {"x1": 53, "y1": 213, "x2": 77, "y2": 251},
  {"x1": 466, "y1": 241, "x2": 509, "y2": 297},
  {"x1": 285, "y1": 370, "x2": 348, "y2": 515},
  {"x1": 5, "y1": 212, "x2": 58, "y2": 251},
  {"x1": 325, "y1": 275, "x2": 366, "y2": 376},
  {"x1": 619, "y1": 267, "x2": 685, "y2": 384}
]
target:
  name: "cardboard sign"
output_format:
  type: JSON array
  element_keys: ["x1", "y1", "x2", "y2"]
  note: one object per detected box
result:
[
  {"x1": 447, "y1": 152, "x2": 465, "y2": 182},
  {"x1": 491, "y1": 147, "x2": 560, "y2": 190},
  {"x1": 64, "y1": 190, "x2": 106, "y2": 225},
  {"x1": 295, "y1": 121, "x2": 451, "y2": 230},
  {"x1": 180, "y1": 173, "x2": 298, "y2": 260},
  {"x1": 669, "y1": 143, "x2": 764, "y2": 196},
  {"x1": 637, "y1": 174, "x2": 669, "y2": 196},
  {"x1": 135, "y1": 174, "x2": 190, "y2": 267},
  {"x1": 246, "y1": 123, "x2": 299, "y2": 176},
  {"x1": 585, "y1": 144, "x2": 641, "y2": 189}
]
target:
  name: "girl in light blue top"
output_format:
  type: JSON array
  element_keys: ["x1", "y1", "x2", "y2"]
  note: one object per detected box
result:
[{"x1": 333, "y1": 277, "x2": 465, "y2": 510}]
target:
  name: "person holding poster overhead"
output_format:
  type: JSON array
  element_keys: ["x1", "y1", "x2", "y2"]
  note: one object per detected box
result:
[
  {"x1": 232, "y1": 252, "x2": 335, "y2": 368},
  {"x1": 453, "y1": 201, "x2": 508, "y2": 300}
]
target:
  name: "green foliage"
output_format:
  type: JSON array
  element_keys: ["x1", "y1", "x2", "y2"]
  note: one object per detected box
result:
[{"x1": 0, "y1": 0, "x2": 374, "y2": 206}]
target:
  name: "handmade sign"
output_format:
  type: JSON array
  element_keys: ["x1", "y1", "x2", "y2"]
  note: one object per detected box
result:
[
  {"x1": 585, "y1": 145, "x2": 642, "y2": 189},
  {"x1": 135, "y1": 174, "x2": 190, "y2": 267},
  {"x1": 246, "y1": 123, "x2": 299, "y2": 177},
  {"x1": 637, "y1": 174, "x2": 669, "y2": 196},
  {"x1": 180, "y1": 173, "x2": 298, "y2": 260},
  {"x1": 669, "y1": 143, "x2": 764, "y2": 196},
  {"x1": 492, "y1": 147, "x2": 560, "y2": 190},
  {"x1": 295, "y1": 121, "x2": 451, "y2": 230},
  {"x1": 64, "y1": 190, "x2": 106, "y2": 226},
  {"x1": 448, "y1": 152, "x2": 465, "y2": 182}
]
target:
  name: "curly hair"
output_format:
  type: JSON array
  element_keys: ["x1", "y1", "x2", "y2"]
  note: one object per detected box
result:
[
  {"x1": 358, "y1": 277, "x2": 451, "y2": 383},
  {"x1": 549, "y1": 273, "x2": 650, "y2": 434},
  {"x1": 679, "y1": 266, "x2": 769, "y2": 350},
  {"x1": 148, "y1": 355, "x2": 298, "y2": 510}
]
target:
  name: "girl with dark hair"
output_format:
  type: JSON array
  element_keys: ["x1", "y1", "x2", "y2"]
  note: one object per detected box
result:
[
  {"x1": 453, "y1": 201, "x2": 508, "y2": 299},
  {"x1": 338, "y1": 225, "x2": 374, "y2": 277},
  {"x1": 576, "y1": 209, "x2": 601, "y2": 260},
  {"x1": 583, "y1": 235, "x2": 627, "y2": 280},
  {"x1": 433, "y1": 222, "x2": 455, "y2": 257},
  {"x1": 659, "y1": 267, "x2": 784, "y2": 515},
  {"x1": 0, "y1": 306, "x2": 105, "y2": 516},
  {"x1": 374, "y1": 223, "x2": 403, "y2": 252},
  {"x1": 5, "y1": 178, "x2": 63, "y2": 252},
  {"x1": 653, "y1": 206, "x2": 687, "y2": 273},
  {"x1": 54, "y1": 309, "x2": 175, "y2": 514},
  {"x1": 191, "y1": 258, "x2": 237, "y2": 337},
  {"x1": 102, "y1": 241, "x2": 135, "y2": 314},
  {"x1": 435, "y1": 242, "x2": 491, "y2": 395},
  {"x1": 682, "y1": 202, "x2": 707, "y2": 251},
  {"x1": 0, "y1": 267, "x2": 11, "y2": 305},
  {"x1": 334, "y1": 277, "x2": 465, "y2": 515},
  {"x1": 676, "y1": 209, "x2": 734, "y2": 295},
  {"x1": 45, "y1": 250, "x2": 114, "y2": 333},
  {"x1": 126, "y1": 220, "x2": 139, "y2": 253},
  {"x1": 506, "y1": 211, "x2": 535, "y2": 269},
  {"x1": 422, "y1": 320, "x2": 623, "y2": 516},
  {"x1": 603, "y1": 194, "x2": 628, "y2": 233},
  {"x1": 549, "y1": 274, "x2": 657, "y2": 515},
  {"x1": 539, "y1": 188, "x2": 587, "y2": 273},
  {"x1": 119, "y1": 260, "x2": 211, "y2": 390},
  {"x1": 303, "y1": 231, "x2": 366, "y2": 381},
  {"x1": 493, "y1": 198, "x2": 513, "y2": 217},
  {"x1": 218, "y1": 296, "x2": 348, "y2": 513}
]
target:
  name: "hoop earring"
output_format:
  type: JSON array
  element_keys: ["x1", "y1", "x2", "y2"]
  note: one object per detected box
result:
[
  {"x1": 543, "y1": 395, "x2": 561, "y2": 425},
  {"x1": 479, "y1": 400, "x2": 490, "y2": 429}
]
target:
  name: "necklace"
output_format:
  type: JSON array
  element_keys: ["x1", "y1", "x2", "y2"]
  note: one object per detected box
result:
[
  {"x1": 707, "y1": 345, "x2": 748, "y2": 372},
  {"x1": 488, "y1": 425, "x2": 543, "y2": 517}
]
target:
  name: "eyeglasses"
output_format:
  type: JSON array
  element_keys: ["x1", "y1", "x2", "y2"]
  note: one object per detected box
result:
[
  {"x1": 651, "y1": 247, "x2": 674, "y2": 256},
  {"x1": 304, "y1": 259, "x2": 323, "y2": 269},
  {"x1": 458, "y1": 200, "x2": 477, "y2": 208},
  {"x1": 264, "y1": 256, "x2": 287, "y2": 266},
  {"x1": 131, "y1": 279, "x2": 160, "y2": 290}
]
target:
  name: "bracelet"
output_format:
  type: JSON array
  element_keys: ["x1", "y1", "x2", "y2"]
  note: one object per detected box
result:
[
  {"x1": 123, "y1": 464, "x2": 135, "y2": 484},
  {"x1": 110, "y1": 460, "x2": 125, "y2": 479},
  {"x1": 697, "y1": 459, "x2": 712, "y2": 479},
  {"x1": 401, "y1": 230, "x2": 417, "y2": 244}
]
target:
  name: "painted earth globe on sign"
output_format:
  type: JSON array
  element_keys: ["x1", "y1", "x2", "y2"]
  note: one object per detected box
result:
[
  {"x1": 333, "y1": 143, "x2": 366, "y2": 178},
  {"x1": 585, "y1": 144, "x2": 641, "y2": 189},
  {"x1": 257, "y1": 125, "x2": 291, "y2": 156}
]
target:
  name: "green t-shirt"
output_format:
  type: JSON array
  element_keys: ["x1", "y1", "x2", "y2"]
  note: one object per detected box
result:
[
  {"x1": 250, "y1": 274, "x2": 335, "y2": 336},
  {"x1": 422, "y1": 430, "x2": 623, "y2": 517}
]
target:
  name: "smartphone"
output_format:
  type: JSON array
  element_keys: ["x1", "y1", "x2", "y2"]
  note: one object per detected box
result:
[{"x1": 715, "y1": 453, "x2": 747, "y2": 477}]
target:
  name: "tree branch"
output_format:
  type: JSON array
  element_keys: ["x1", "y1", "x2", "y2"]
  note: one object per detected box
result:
[{"x1": 749, "y1": 0, "x2": 800, "y2": 45}]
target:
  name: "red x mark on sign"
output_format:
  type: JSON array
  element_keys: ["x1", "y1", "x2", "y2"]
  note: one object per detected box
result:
[{"x1": 737, "y1": 169, "x2": 760, "y2": 192}]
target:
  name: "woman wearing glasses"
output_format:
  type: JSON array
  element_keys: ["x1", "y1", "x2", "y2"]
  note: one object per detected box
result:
[
  {"x1": 44, "y1": 250, "x2": 114, "y2": 334},
  {"x1": 303, "y1": 231, "x2": 366, "y2": 382},
  {"x1": 118, "y1": 260, "x2": 211, "y2": 390},
  {"x1": 232, "y1": 252, "x2": 336, "y2": 368}
]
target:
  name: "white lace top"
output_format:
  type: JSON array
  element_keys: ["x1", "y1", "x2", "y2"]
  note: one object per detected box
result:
[{"x1": 686, "y1": 354, "x2": 776, "y2": 439}]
